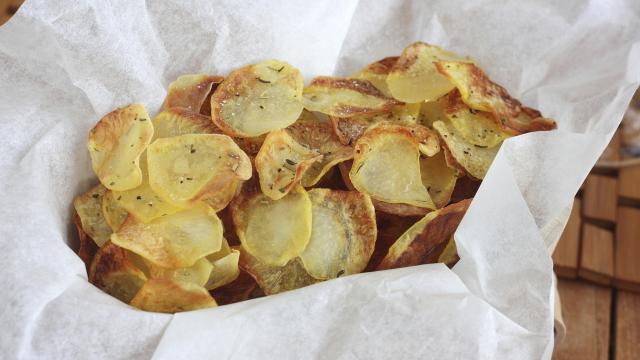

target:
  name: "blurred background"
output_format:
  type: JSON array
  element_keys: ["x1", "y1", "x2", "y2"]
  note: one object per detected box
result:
[{"x1": 1, "y1": 1, "x2": 638, "y2": 359}]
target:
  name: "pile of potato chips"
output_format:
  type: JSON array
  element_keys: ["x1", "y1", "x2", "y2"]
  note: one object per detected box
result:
[{"x1": 73, "y1": 42, "x2": 556, "y2": 313}]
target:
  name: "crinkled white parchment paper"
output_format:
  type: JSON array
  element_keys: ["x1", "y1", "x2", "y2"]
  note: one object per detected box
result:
[{"x1": 1, "y1": 1, "x2": 638, "y2": 359}]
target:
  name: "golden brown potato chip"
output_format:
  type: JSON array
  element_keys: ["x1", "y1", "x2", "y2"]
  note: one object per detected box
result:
[
  {"x1": 205, "y1": 238, "x2": 241, "y2": 290},
  {"x1": 450, "y1": 175, "x2": 481, "y2": 203},
  {"x1": 286, "y1": 112, "x2": 353, "y2": 187},
  {"x1": 88, "y1": 104, "x2": 154, "y2": 191},
  {"x1": 111, "y1": 204, "x2": 224, "y2": 268},
  {"x1": 302, "y1": 77, "x2": 402, "y2": 117},
  {"x1": 435, "y1": 61, "x2": 556, "y2": 133},
  {"x1": 238, "y1": 247, "x2": 318, "y2": 295},
  {"x1": 444, "y1": 91, "x2": 510, "y2": 148},
  {"x1": 152, "y1": 107, "x2": 221, "y2": 140},
  {"x1": 349, "y1": 124, "x2": 435, "y2": 209},
  {"x1": 144, "y1": 257, "x2": 213, "y2": 287},
  {"x1": 351, "y1": 56, "x2": 398, "y2": 97},
  {"x1": 74, "y1": 212, "x2": 99, "y2": 268},
  {"x1": 255, "y1": 129, "x2": 322, "y2": 200},
  {"x1": 147, "y1": 133, "x2": 252, "y2": 206},
  {"x1": 232, "y1": 135, "x2": 266, "y2": 157},
  {"x1": 299, "y1": 189, "x2": 376, "y2": 280},
  {"x1": 437, "y1": 235, "x2": 459, "y2": 267},
  {"x1": 418, "y1": 95, "x2": 449, "y2": 128},
  {"x1": 366, "y1": 212, "x2": 421, "y2": 271},
  {"x1": 231, "y1": 184, "x2": 312, "y2": 266},
  {"x1": 210, "y1": 270, "x2": 259, "y2": 305},
  {"x1": 420, "y1": 151, "x2": 459, "y2": 209},
  {"x1": 386, "y1": 42, "x2": 469, "y2": 103},
  {"x1": 211, "y1": 60, "x2": 304, "y2": 137},
  {"x1": 377, "y1": 199, "x2": 471, "y2": 270},
  {"x1": 73, "y1": 184, "x2": 112, "y2": 247},
  {"x1": 130, "y1": 278, "x2": 217, "y2": 313},
  {"x1": 433, "y1": 120, "x2": 500, "y2": 180},
  {"x1": 163, "y1": 74, "x2": 224, "y2": 113},
  {"x1": 89, "y1": 241, "x2": 147, "y2": 303},
  {"x1": 101, "y1": 190, "x2": 129, "y2": 232}
]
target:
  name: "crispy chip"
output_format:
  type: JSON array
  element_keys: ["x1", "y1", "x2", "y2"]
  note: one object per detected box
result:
[
  {"x1": 437, "y1": 235, "x2": 459, "y2": 267},
  {"x1": 433, "y1": 120, "x2": 500, "y2": 180},
  {"x1": 238, "y1": 247, "x2": 318, "y2": 295},
  {"x1": 73, "y1": 184, "x2": 112, "y2": 247},
  {"x1": 255, "y1": 129, "x2": 322, "y2": 200},
  {"x1": 144, "y1": 257, "x2": 213, "y2": 287},
  {"x1": 286, "y1": 112, "x2": 353, "y2": 187},
  {"x1": 205, "y1": 239, "x2": 241, "y2": 290},
  {"x1": 231, "y1": 184, "x2": 312, "y2": 266},
  {"x1": 444, "y1": 90, "x2": 511, "y2": 148},
  {"x1": 152, "y1": 107, "x2": 221, "y2": 140},
  {"x1": 163, "y1": 74, "x2": 224, "y2": 114},
  {"x1": 211, "y1": 60, "x2": 304, "y2": 137},
  {"x1": 299, "y1": 189, "x2": 376, "y2": 279},
  {"x1": 349, "y1": 124, "x2": 435, "y2": 209},
  {"x1": 418, "y1": 95, "x2": 449, "y2": 128},
  {"x1": 210, "y1": 270, "x2": 259, "y2": 305},
  {"x1": 377, "y1": 199, "x2": 471, "y2": 270},
  {"x1": 302, "y1": 77, "x2": 402, "y2": 117},
  {"x1": 74, "y1": 212, "x2": 99, "y2": 268},
  {"x1": 435, "y1": 61, "x2": 556, "y2": 133},
  {"x1": 366, "y1": 212, "x2": 421, "y2": 271},
  {"x1": 111, "y1": 204, "x2": 223, "y2": 268},
  {"x1": 450, "y1": 176, "x2": 481, "y2": 203},
  {"x1": 88, "y1": 104, "x2": 154, "y2": 191},
  {"x1": 386, "y1": 42, "x2": 469, "y2": 103},
  {"x1": 420, "y1": 151, "x2": 459, "y2": 208},
  {"x1": 101, "y1": 190, "x2": 129, "y2": 232},
  {"x1": 147, "y1": 133, "x2": 252, "y2": 206},
  {"x1": 89, "y1": 241, "x2": 147, "y2": 303},
  {"x1": 130, "y1": 278, "x2": 217, "y2": 313},
  {"x1": 351, "y1": 56, "x2": 398, "y2": 97}
]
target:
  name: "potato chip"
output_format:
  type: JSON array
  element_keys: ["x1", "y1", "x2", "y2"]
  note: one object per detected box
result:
[
  {"x1": 238, "y1": 247, "x2": 318, "y2": 295},
  {"x1": 73, "y1": 184, "x2": 112, "y2": 247},
  {"x1": 349, "y1": 124, "x2": 435, "y2": 209},
  {"x1": 433, "y1": 120, "x2": 500, "y2": 180},
  {"x1": 302, "y1": 77, "x2": 402, "y2": 117},
  {"x1": 101, "y1": 190, "x2": 129, "y2": 232},
  {"x1": 152, "y1": 107, "x2": 221, "y2": 140},
  {"x1": 450, "y1": 175, "x2": 481, "y2": 203},
  {"x1": 351, "y1": 56, "x2": 398, "y2": 97},
  {"x1": 210, "y1": 270, "x2": 260, "y2": 305},
  {"x1": 88, "y1": 104, "x2": 154, "y2": 191},
  {"x1": 444, "y1": 90, "x2": 511, "y2": 148},
  {"x1": 111, "y1": 204, "x2": 224, "y2": 268},
  {"x1": 286, "y1": 112, "x2": 353, "y2": 187},
  {"x1": 233, "y1": 135, "x2": 266, "y2": 157},
  {"x1": 147, "y1": 133, "x2": 252, "y2": 206},
  {"x1": 255, "y1": 129, "x2": 321, "y2": 199},
  {"x1": 211, "y1": 60, "x2": 304, "y2": 137},
  {"x1": 377, "y1": 199, "x2": 471, "y2": 270},
  {"x1": 437, "y1": 235, "x2": 459, "y2": 267},
  {"x1": 205, "y1": 244, "x2": 240, "y2": 290},
  {"x1": 144, "y1": 257, "x2": 213, "y2": 287},
  {"x1": 163, "y1": 74, "x2": 224, "y2": 113},
  {"x1": 435, "y1": 61, "x2": 556, "y2": 133},
  {"x1": 419, "y1": 95, "x2": 449, "y2": 128},
  {"x1": 89, "y1": 241, "x2": 147, "y2": 303},
  {"x1": 73, "y1": 212, "x2": 99, "y2": 268},
  {"x1": 299, "y1": 189, "x2": 376, "y2": 280},
  {"x1": 130, "y1": 278, "x2": 217, "y2": 313},
  {"x1": 386, "y1": 42, "x2": 469, "y2": 103},
  {"x1": 231, "y1": 184, "x2": 312, "y2": 266},
  {"x1": 420, "y1": 151, "x2": 458, "y2": 208},
  {"x1": 367, "y1": 212, "x2": 421, "y2": 271}
]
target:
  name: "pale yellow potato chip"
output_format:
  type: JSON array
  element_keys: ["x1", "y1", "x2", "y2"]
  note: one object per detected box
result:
[
  {"x1": 205, "y1": 244, "x2": 240, "y2": 290},
  {"x1": 211, "y1": 60, "x2": 304, "y2": 137},
  {"x1": 419, "y1": 95, "x2": 449, "y2": 128},
  {"x1": 163, "y1": 74, "x2": 224, "y2": 113},
  {"x1": 73, "y1": 184, "x2": 112, "y2": 247},
  {"x1": 130, "y1": 278, "x2": 217, "y2": 313},
  {"x1": 152, "y1": 107, "x2": 221, "y2": 140},
  {"x1": 101, "y1": 190, "x2": 129, "y2": 232},
  {"x1": 255, "y1": 129, "x2": 322, "y2": 200},
  {"x1": 231, "y1": 184, "x2": 312, "y2": 266},
  {"x1": 299, "y1": 189, "x2": 376, "y2": 280},
  {"x1": 351, "y1": 56, "x2": 398, "y2": 97},
  {"x1": 88, "y1": 104, "x2": 154, "y2": 191},
  {"x1": 111, "y1": 204, "x2": 223, "y2": 268},
  {"x1": 147, "y1": 133, "x2": 252, "y2": 207},
  {"x1": 302, "y1": 77, "x2": 402, "y2": 117},
  {"x1": 386, "y1": 42, "x2": 469, "y2": 103},
  {"x1": 144, "y1": 257, "x2": 213, "y2": 287},
  {"x1": 437, "y1": 235, "x2": 459, "y2": 267},
  {"x1": 89, "y1": 241, "x2": 147, "y2": 303},
  {"x1": 349, "y1": 124, "x2": 435, "y2": 209},
  {"x1": 433, "y1": 120, "x2": 500, "y2": 180},
  {"x1": 420, "y1": 151, "x2": 459, "y2": 209},
  {"x1": 238, "y1": 247, "x2": 318, "y2": 295}
]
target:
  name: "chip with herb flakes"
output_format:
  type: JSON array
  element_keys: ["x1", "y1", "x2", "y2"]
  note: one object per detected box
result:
[
  {"x1": 101, "y1": 190, "x2": 129, "y2": 232},
  {"x1": 73, "y1": 212, "x2": 99, "y2": 268},
  {"x1": 299, "y1": 189, "x2": 376, "y2": 280},
  {"x1": 111, "y1": 204, "x2": 223, "y2": 268},
  {"x1": 419, "y1": 95, "x2": 449, "y2": 128},
  {"x1": 211, "y1": 60, "x2": 304, "y2": 137},
  {"x1": 88, "y1": 104, "x2": 154, "y2": 191},
  {"x1": 255, "y1": 129, "x2": 322, "y2": 200},
  {"x1": 420, "y1": 151, "x2": 459, "y2": 209},
  {"x1": 130, "y1": 278, "x2": 217, "y2": 313},
  {"x1": 351, "y1": 56, "x2": 398, "y2": 97},
  {"x1": 386, "y1": 42, "x2": 471, "y2": 103},
  {"x1": 143, "y1": 257, "x2": 213, "y2": 288},
  {"x1": 302, "y1": 77, "x2": 402, "y2": 117},
  {"x1": 205, "y1": 239, "x2": 241, "y2": 291},
  {"x1": 73, "y1": 184, "x2": 112, "y2": 247},
  {"x1": 152, "y1": 107, "x2": 221, "y2": 140},
  {"x1": 163, "y1": 74, "x2": 224, "y2": 114},
  {"x1": 89, "y1": 241, "x2": 147, "y2": 304},
  {"x1": 147, "y1": 133, "x2": 252, "y2": 207}
]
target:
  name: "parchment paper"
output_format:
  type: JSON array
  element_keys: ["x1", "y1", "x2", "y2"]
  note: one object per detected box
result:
[{"x1": 1, "y1": 1, "x2": 638, "y2": 359}]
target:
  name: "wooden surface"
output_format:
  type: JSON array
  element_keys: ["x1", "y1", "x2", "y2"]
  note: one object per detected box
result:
[
  {"x1": 579, "y1": 223, "x2": 614, "y2": 286},
  {"x1": 553, "y1": 198, "x2": 582, "y2": 278},
  {"x1": 619, "y1": 166, "x2": 640, "y2": 202},
  {"x1": 583, "y1": 175, "x2": 618, "y2": 224},
  {"x1": 614, "y1": 207, "x2": 640, "y2": 292},
  {"x1": 616, "y1": 291, "x2": 640, "y2": 360}
]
